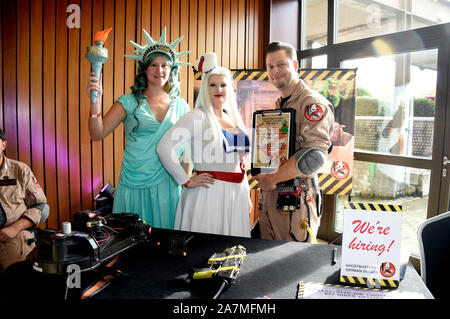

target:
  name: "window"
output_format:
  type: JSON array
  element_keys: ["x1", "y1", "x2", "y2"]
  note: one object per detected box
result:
[
  {"x1": 342, "y1": 49, "x2": 438, "y2": 159},
  {"x1": 336, "y1": 48, "x2": 441, "y2": 254},
  {"x1": 303, "y1": 0, "x2": 328, "y2": 49},
  {"x1": 301, "y1": 54, "x2": 328, "y2": 69},
  {"x1": 338, "y1": 0, "x2": 450, "y2": 43},
  {"x1": 299, "y1": 2, "x2": 450, "y2": 252}
]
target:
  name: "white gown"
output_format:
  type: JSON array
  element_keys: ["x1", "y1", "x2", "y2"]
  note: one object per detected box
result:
[{"x1": 157, "y1": 109, "x2": 251, "y2": 237}]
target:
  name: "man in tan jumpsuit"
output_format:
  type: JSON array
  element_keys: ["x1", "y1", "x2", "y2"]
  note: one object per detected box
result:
[
  {"x1": 0, "y1": 129, "x2": 48, "y2": 271},
  {"x1": 255, "y1": 42, "x2": 334, "y2": 242}
]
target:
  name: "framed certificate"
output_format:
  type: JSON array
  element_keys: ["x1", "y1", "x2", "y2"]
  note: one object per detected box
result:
[{"x1": 251, "y1": 108, "x2": 296, "y2": 176}]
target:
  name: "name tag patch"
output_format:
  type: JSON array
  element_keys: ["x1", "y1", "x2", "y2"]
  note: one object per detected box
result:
[{"x1": 0, "y1": 179, "x2": 17, "y2": 186}]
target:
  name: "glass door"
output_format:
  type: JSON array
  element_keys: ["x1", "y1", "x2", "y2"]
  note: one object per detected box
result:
[
  {"x1": 330, "y1": 44, "x2": 450, "y2": 257},
  {"x1": 439, "y1": 41, "x2": 450, "y2": 213},
  {"x1": 299, "y1": 0, "x2": 450, "y2": 261}
]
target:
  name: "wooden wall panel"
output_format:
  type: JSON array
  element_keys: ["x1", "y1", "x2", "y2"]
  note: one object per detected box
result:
[
  {"x1": 170, "y1": 1, "x2": 180, "y2": 61},
  {"x1": 80, "y1": 0, "x2": 92, "y2": 212},
  {"x1": 205, "y1": 0, "x2": 214, "y2": 53},
  {"x1": 43, "y1": 0, "x2": 58, "y2": 228},
  {"x1": 17, "y1": 0, "x2": 31, "y2": 166},
  {"x1": 179, "y1": 0, "x2": 189, "y2": 103},
  {"x1": 2, "y1": 0, "x2": 18, "y2": 160},
  {"x1": 161, "y1": 0, "x2": 171, "y2": 33},
  {"x1": 113, "y1": 0, "x2": 125, "y2": 190},
  {"x1": 214, "y1": 0, "x2": 223, "y2": 66},
  {"x1": 222, "y1": 0, "x2": 231, "y2": 68},
  {"x1": 102, "y1": 0, "x2": 116, "y2": 195},
  {"x1": 140, "y1": 0, "x2": 150, "y2": 33},
  {"x1": 67, "y1": 0, "x2": 81, "y2": 222},
  {"x1": 91, "y1": 0, "x2": 105, "y2": 205},
  {"x1": 246, "y1": 0, "x2": 253, "y2": 69},
  {"x1": 55, "y1": 0, "x2": 70, "y2": 226},
  {"x1": 30, "y1": 0, "x2": 45, "y2": 224},
  {"x1": 0, "y1": 0, "x2": 268, "y2": 229},
  {"x1": 230, "y1": 0, "x2": 238, "y2": 69},
  {"x1": 197, "y1": 0, "x2": 206, "y2": 58},
  {"x1": 151, "y1": 0, "x2": 161, "y2": 38},
  {"x1": 237, "y1": 0, "x2": 246, "y2": 68},
  {"x1": 187, "y1": 0, "x2": 198, "y2": 108},
  {"x1": 0, "y1": 1, "x2": 2, "y2": 132}
]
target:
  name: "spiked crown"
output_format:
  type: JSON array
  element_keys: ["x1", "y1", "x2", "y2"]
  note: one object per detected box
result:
[{"x1": 125, "y1": 27, "x2": 190, "y2": 67}]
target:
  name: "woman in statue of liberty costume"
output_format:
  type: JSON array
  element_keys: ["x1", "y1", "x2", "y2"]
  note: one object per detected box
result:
[{"x1": 86, "y1": 28, "x2": 191, "y2": 229}]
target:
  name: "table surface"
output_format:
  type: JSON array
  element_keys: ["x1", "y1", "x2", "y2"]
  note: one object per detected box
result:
[{"x1": 89, "y1": 228, "x2": 433, "y2": 300}]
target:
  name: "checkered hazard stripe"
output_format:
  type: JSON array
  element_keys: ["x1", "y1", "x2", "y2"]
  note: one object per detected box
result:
[
  {"x1": 194, "y1": 69, "x2": 357, "y2": 82},
  {"x1": 339, "y1": 276, "x2": 400, "y2": 289},
  {"x1": 247, "y1": 171, "x2": 259, "y2": 190},
  {"x1": 344, "y1": 202, "x2": 402, "y2": 212},
  {"x1": 318, "y1": 173, "x2": 352, "y2": 195}
]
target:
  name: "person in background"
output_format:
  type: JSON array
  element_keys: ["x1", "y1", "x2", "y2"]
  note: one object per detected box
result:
[{"x1": 0, "y1": 128, "x2": 49, "y2": 272}]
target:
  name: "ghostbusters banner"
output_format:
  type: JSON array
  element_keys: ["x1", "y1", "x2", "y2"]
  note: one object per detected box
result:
[
  {"x1": 306, "y1": 69, "x2": 356, "y2": 195},
  {"x1": 194, "y1": 69, "x2": 357, "y2": 195}
]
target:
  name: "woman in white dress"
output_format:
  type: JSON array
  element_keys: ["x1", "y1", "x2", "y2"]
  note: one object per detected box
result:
[{"x1": 157, "y1": 52, "x2": 251, "y2": 237}]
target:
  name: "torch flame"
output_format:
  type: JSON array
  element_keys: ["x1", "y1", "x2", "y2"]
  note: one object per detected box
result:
[{"x1": 94, "y1": 28, "x2": 112, "y2": 43}]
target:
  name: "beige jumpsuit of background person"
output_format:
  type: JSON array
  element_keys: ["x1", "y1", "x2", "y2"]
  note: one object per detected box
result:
[
  {"x1": 259, "y1": 79, "x2": 334, "y2": 243},
  {"x1": 0, "y1": 156, "x2": 47, "y2": 270}
]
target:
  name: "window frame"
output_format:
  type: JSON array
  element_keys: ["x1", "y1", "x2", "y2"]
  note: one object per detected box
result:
[{"x1": 297, "y1": 0, "x2": 450, "y2": 244}]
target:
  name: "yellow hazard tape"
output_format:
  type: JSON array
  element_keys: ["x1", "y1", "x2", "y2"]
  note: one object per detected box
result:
[
  {"x1": 193, "y1": 69, "x2": 355, "y2": 83},
  {"x1": 344, "y1": 202, "x2": 402, "y2": 212},
  {"x1": 340, "y1": 276, "x2": 398, "y2": 288},
  {"x1": 247, "y1": 171, "x2": 260, "y2": 190},
  {"x1": 318, "y1": 173, "x2": 352, "y2": 195}
]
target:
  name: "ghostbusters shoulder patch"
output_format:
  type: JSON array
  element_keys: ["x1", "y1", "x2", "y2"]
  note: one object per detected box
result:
[
  {"x1": 331, "y1": 160, "x2": 350, "y2": 179},
  {"x1": 304, "y1": 104, "x2": 324, "y2": 122},
  {"x1": 32, "y1": 176, "x2": 41, "y2": 188}
]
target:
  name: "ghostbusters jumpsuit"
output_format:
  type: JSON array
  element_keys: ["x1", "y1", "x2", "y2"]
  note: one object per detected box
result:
[
  {"x1": 259, "y1": 79, "x2": 334, "y2": 242},
  {"x1": 0, "y1": 156, "x2": 47, "y2": 270}
]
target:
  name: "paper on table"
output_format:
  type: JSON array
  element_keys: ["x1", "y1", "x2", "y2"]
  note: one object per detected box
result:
[{"x1": 297, "y1": 281, "x2": 425, "y2": 299}]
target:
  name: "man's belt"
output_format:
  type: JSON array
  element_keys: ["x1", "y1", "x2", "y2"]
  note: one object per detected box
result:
[{"x1": 276, "y1": 177, "x2": 314, "y2": 213}]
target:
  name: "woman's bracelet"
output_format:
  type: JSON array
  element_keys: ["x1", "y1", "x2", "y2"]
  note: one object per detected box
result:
[{"x1": 90, "y1": 111, "x2": 102, "y2": 118}]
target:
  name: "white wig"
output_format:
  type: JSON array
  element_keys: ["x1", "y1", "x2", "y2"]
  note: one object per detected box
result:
[{"x1": 194, "y1": 65, "x2": 248, "y2": 144}]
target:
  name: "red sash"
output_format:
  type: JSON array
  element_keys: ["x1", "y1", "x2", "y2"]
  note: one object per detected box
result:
[{"x1": 195, "y1": 163, "x2": 245, "y2": 184}]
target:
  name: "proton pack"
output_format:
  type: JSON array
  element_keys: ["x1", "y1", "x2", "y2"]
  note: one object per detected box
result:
[{"x1": 30, "y1": 211, "x2": 151, "y2": 275}]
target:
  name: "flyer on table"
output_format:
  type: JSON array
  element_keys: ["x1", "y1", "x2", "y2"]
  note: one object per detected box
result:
[{"x1": 341, "y1": 205, "x2": 402, "y2": 281}]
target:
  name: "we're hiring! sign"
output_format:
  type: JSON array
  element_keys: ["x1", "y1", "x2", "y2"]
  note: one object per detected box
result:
[{"x1": 340, "y1": 202, "x2": 402, "y2": 287}]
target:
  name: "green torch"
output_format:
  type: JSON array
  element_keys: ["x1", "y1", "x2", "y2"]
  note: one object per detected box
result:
[{"x1": 86, "y1": 28, "x2": 112, "y2": 104}]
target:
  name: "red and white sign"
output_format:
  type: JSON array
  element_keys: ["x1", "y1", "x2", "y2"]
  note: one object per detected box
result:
[
  {"x1": 340, "y1": 204, "x2": 402, "y2": 282},
  {"x1": 304, "y1": 104, "x2": 324, "y2": 122}
]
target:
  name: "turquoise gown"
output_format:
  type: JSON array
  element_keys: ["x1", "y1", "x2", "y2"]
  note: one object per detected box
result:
[{"x1": 112, "y1": 93, "x2": 190, "y2": 229}]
